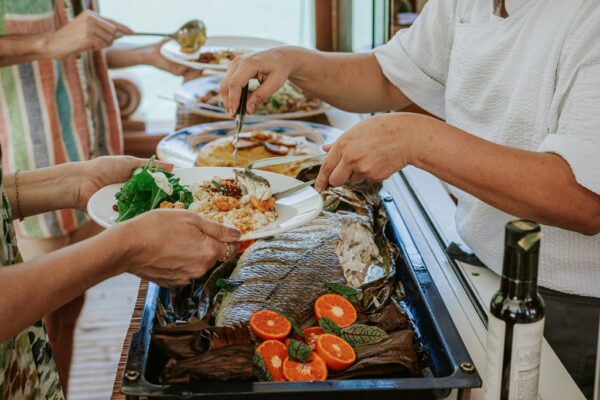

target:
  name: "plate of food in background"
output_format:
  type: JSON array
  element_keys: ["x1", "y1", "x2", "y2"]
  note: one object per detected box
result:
[
  {"x1": 160, "y1": 35, "x2": 286, "y2": 71},
  {"x1": 87, "y1": 162, "x2": 323, "y2": 240},
  {"x1": 155, "y1": 120, "x2": 342, "y2": 177},
  {"x1": 175, "y1": 75, "x2": 330, "y2": 119}
]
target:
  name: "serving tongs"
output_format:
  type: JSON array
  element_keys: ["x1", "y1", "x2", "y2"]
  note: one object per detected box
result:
[
  {"x1": 233, "y1": 84, "x2": 250, "y2": 167},
  {"x1": 247, "y1": 154, "x2": 326, "y2": 170}
]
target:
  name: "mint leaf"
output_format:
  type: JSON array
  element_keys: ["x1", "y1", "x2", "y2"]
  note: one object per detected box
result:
[
  {"x1": 270, "y1": 307, "x2": 305, "y2": 339},
  {"x1": 252, "y1": 353, "x2": 273, "y2": 382},
  {"x1": 318, "y1": 317, "x2": 342, "y2": 336},
  {"x1": 325, "y1": 282, "x2": 363, "y2": 303},
  {"x1": 287, "y1": 339, "x2": 312, "y2": 363},
  {"x1": 341, "y1": 324, "x2": 389, "y2": 347}
]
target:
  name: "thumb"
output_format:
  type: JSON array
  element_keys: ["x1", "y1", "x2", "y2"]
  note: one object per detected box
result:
[
  {"x1": 322, "y1": 144, "x2": 332, "y2": 153},
  {"x1": 194, "y1": 217, "x2": 241, "y2": 242}
]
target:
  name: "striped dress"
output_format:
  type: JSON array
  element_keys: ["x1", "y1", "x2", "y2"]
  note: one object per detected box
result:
[{"x1": 0, "y1": 0, "x2": 122, "y2": 239}]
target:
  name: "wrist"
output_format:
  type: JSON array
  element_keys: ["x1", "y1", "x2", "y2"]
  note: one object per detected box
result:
[
  {"x1": 95, "y1": 225, "x2": 134, "y2": 276},
  {"x1": 35, "y1": 33, "x2": 53, "y2": 59},
  {"x1": 404, "y1": 113, "x2": 435, "y2": 169},
  {"x1": 61, "y1": 162, "x2": 88, "y2": 210},
  {"x1": 284, "y1": 46, "x2": 309, "y2": 78}
]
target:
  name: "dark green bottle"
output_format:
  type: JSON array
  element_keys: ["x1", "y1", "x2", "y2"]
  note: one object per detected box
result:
[{"x1": 483, "y1": 220, "x2": 545, "y2": 400}]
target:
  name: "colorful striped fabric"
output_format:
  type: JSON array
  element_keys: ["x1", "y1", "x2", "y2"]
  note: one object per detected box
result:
[{"x1": 0, "y1": 0, "x2": 123, "y2": 239}]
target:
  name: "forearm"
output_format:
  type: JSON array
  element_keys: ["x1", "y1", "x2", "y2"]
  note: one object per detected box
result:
[
  {"x1": 106, "y1": 43, "x2": 149, "y2": 69},
  {"x1": 4, "y1": 163, "x2": 80, "y2": 220},
  {"x1": 287, "y1": 47, "x2": 411, "y2": 113},
  {"x1": 0, "y1": 34, "x2": 51, "y2": 67},
  {"x1": 0, "y1": 227, "x2": 129, "y2": 341},
  {"x1": 413, "y1": 116, "x2": 600, "y2": 235}
]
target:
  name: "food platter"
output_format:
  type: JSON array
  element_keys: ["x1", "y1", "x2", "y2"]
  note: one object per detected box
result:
[
  {"x1": 156, "y1": 120, "x2": 341, "y2": 169},
  {"x1": 119, "y1": 191, "x2": 482, "y2": 399},
  {"x1": 87, "y1": 167, "x2": 323, "y2": 241},
  {"x1": 175, "y1": 75, "x2": 330, "y2": 120},
  {"x1": 160, "y1": 35, "x2": 286, "y2": 71}
]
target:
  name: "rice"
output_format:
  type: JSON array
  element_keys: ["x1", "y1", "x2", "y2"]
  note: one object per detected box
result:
[{"x1": 188, "y1": 181, "x2": 276, "y2": 233}]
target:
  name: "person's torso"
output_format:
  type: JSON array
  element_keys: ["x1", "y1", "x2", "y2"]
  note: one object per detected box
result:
[
  {"x1": 445, "y1": 0, "x2": 600, "y2": 297},
  {"x1": 0, "y1": 0, "x2": 123, "y2": 238}
]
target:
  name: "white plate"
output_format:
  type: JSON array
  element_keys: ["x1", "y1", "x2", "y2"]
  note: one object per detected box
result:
[
  {"x1": 87, "y1": 167, "x2": 323, "y2": 241},
  {"x1": 175, "y1": 75, "x2": 331, "y2": 120},
  {"x1": 156, "y1": 119, "x2": 341, "y2": 169},
  {"x1": 160, "y1": 35, "x2": 286, "y2": 71}
]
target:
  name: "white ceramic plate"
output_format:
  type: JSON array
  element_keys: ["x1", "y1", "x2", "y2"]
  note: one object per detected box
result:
[
  {"x1": 87, "y1": 167, "x2": 323, "y2": 241},
  {"x1": 175, "y1": 75, "x2": 331, "y2": 120},
  {"x1": 156, "y1": 119, "x2": 341, "y2": 168},
  {"x1": 160, "y1": 35, "x2": 286, "y2": 71}
]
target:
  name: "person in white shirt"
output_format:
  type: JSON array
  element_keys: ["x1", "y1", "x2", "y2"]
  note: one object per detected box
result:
[{"x1": 221, "y1": 0, "x2": 600, "y2": 397}]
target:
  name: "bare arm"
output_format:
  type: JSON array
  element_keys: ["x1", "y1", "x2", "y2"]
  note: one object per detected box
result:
[
  {"x1": 316, "y1": 113, "x2": 600, "y2": 235},
  {"x1": 220, "y1": 46, "x2": 411, "y2": 117},
  {"x1": 414, "y1": 116, "x2": 600, "y2": 235},
  {"x1": 3, "y1": 163, "x2": 80, "y2": 220},
  {"x1": 106, "y1": 41, "x2": 201, "y2": 79},
  {"x1": 0, "y1": 226, "x2": 127, "y2": 341},
  {"x1": 0, "y1": 10, "x2": 131, "y2": 68},
  {"x1": 0, "y1": 34, "x2": 49, "y2": 67},
  {"x1": 287, "y1": 48, "x2": 411, "y2": 113}
]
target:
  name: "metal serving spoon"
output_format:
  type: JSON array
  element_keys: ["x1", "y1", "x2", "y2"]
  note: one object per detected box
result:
[{"x1": 116, "y1": 19, "x2": 207, "y2": 53}]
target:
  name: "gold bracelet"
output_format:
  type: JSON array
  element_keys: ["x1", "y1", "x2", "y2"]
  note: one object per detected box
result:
[{"x1": 14, "y1": 171, "x2": 24, "y2": 221}]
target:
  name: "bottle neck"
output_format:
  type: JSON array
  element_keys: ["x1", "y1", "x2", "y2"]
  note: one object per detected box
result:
[{"x1": 500, "y1": 248, "x2": 539, "y2": 300}]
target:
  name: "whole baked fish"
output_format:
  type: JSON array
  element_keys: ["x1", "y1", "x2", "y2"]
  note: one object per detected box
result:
[{"x1": 214, "y1": 212, "x2": 383, "y2": 327}]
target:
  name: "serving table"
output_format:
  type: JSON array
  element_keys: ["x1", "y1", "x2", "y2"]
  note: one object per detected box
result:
[{"x1": 112, "y1": 108, "x2": 586, "y2": 400}]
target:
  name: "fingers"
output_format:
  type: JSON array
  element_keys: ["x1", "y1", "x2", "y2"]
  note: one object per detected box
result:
[
  {"x1": 220, "y1": 58, "x2": 240, "y2": 113},
  {"x1": 322, "y1": 144, "x2": 332, "y2": 153},
  {"x1": 105, "y1": 17, "x2": 134, "y2": 35},
  {"x1": 328, "y1": 161, "x2": 353, "y2": 188},
  {"x1": 226, "y1": 61, "x2": 259, "y2": 117},
  {"x1": 315, "y1": 142, "x2": 342, "y2": 192},
  {"x1": 192, "y1": 216, "x2": 241, "y2": 242},
  {"x1": 246, "y1": 75, "x2": 284, "y2": 114}
]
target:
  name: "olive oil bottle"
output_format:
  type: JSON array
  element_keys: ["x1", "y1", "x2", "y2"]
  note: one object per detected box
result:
[{"x1": 483, "y1": 220, "x2": 545, "y2": 400}]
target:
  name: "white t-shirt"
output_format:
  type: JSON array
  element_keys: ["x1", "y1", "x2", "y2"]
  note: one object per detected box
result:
[{"x1": 373, "y1": 0, "x2": 600, "y2": 298}]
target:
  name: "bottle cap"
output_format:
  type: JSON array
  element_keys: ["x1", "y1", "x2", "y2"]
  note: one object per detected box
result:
[
  {"x1": 505, "y1": 220, "x2": 541, "y2": 253},
  {"x1": 502, "y1": 220, "x2": 542, "y2": 283}
]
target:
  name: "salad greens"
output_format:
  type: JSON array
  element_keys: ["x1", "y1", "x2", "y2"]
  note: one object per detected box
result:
[{"x1": 115, "y1": 156, "x2": 193, "y2": 222}]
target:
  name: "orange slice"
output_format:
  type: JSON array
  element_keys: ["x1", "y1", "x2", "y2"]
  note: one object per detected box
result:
[
  {"x1": 256, "y1": 340, "x2": 288, "y2": 381},
  {"x1": 315, "y1": 333, "x2": 356, "y2": 371},
  {"x1": 302, "y1": 326, "x2": 324, "y2": 350},
  {"x1": 282, "y1": 353, "x2": 328, "y2": 382},
  {"x1": 314, "y1": 294, "x2": 357, "y2": 328},
  {"x1": 250, "y1": 310, "x2": 292, "y2": 341}
]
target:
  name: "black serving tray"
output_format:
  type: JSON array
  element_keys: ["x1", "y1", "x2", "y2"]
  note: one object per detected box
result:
[{"x1": 120, "y1": 192, "x2": 482, "y2": 399}]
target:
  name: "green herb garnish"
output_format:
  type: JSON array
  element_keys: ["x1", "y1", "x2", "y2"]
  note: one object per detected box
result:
[
  {"x1": 115, "y1": 156, "x2": 193, "y2": 222},
  {"x1": 215, "y1": 278, "x2": 243, "y2": 292},
  {"x1": 287, "y1": 339, "x2": 312, "y2": 363},
  {"x1": 252, "y1": 353, "x2": 273, "y2": 382},
  {"x1": 318, "y1": 317, "x2": 342, "y2": 336},
  {"x1": 341, "y1": 324, "x2": 389, "y2": 347},
  {"x1": 325, "y1": 282, "x2": 363, "y2": 303},
  {"x1": 270, "y1": 307, "x2": 305, "y2": 339},
  {"x1": 212, "y1": 179, "x2": 226, "y2": 195}
]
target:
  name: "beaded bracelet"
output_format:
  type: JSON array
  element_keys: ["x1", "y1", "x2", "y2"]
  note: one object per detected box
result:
[{"x1": 14, "y1": 171, "x2": 24, "y2": 221}]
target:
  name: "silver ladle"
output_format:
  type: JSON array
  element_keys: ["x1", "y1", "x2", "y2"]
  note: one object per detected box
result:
[{"x1": 116, "y1": 19, "x2": 207, "y2": 53}]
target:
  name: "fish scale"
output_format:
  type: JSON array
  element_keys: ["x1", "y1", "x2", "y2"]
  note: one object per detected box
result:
[{"x1": 214, "y1": 212, "x2": 374, "y2": 327}]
